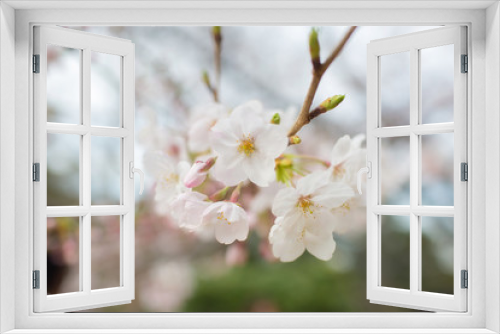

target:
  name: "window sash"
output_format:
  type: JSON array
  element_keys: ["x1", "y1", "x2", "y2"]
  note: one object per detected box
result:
[
  {"x1": 33, "y1": 25, "x2": 136, "y2": 313},
  {"x1": 366, "y1": 26, "x2": 468, "y2": 312}
]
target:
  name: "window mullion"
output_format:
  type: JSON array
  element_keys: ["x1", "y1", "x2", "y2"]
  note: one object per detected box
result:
[
  {"x1": 82, "y1": 47, "x2": 92, "y2": 294},
  {"x1": 409, "y1": 47, "x2": 420, "y2": 294}
]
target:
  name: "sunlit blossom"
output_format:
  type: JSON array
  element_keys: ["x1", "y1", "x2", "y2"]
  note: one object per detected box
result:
[
  {"x1": 210, "y1": 101, "x2": 288, "y2": 187},
  {"x1": 269, "y1": 171, "x2": 355, "y2": 262},
  {"x1": 184, "y1": 157, "x2": 217, "y2": 188},
  {"x1": 201, "y1": 201, "x2": 250, "y2": 244},
  {"x1": 144, "y1": 152, "x2": 191, "y2": 211},
  {"x1": 188, "y1": 103, "x2": 229, "y2": 153},
  {"x1": 170, "y1": 192, "x2": 210, "y2": 231}
]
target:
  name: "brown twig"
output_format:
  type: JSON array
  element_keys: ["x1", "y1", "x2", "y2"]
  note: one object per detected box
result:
[
  {"x1": 287, "y1": 26, "x2": 357, "y2": 137},
  {"x1": 213, "y1": 26, "x2": 222, "y2": 94}
]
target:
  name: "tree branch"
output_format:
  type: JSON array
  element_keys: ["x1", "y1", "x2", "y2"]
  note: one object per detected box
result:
[
  {"x1": 213, "y1": 26, "x2": 222, "y2": 93},
  {"x1": 287, "y1": 26, "x2": 357, "y2": 137}
]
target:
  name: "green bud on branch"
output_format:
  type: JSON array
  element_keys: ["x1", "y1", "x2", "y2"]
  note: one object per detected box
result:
[
  {"x1": 202, "y1": 70, "x2": 211, "y2": 86},
  {"x1": 271, "y1": 113, "x2": 281, "y2": 125},
  {"x1": 289, "y1": 136, "x2": 302, "y2": 145},
  {"x1": 307, "y1": 94, "x2": 346, "y2": 122},
  {"x1": 309, "y1": 28, "x2": 321, "y2": 71},
  {"x1": 320, "y1": 94, "x2": 345, "y2": 111},
  {"x1": 202, "y1": 70, "x2": 219, "y2": 102},
  {"x1": 212, "y1": 26, "x2": 221, "y2": 37}
]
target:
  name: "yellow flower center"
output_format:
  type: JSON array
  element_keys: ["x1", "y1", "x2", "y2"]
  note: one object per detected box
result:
[
  {"x1": 163, "y1": 173, "x2": 179, "y2": 183},
  {"x1": 237, "y1": 135, "x2": 256, "y2": 157},
  {"x1": 297, "y1": 196, "x2": 315, "y2": 215},
  {"x1": 217, "y1": 211, "x2": 231, "y2": 225},
  {"x1": 333, "y1": 164, "x2": 346, "y2": 178}
]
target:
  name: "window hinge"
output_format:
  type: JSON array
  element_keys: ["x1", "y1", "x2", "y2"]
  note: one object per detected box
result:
[
  {"x1": 33, "y1": 163, "x2": 40, "y2": 182},
  {"x1": 461, "y1": 270, "x2": 468, "y2": 289},
  {"x1": 461, "y1": 54, "x2": 468, "y2": 73},
  {"x1": 461, "y1": 162, "x2": 468, "y2": 181},
  {"x1": 33, "y1": 270, "x2": 40, "y2": 289},
  {"x1": 33, "y1": 54, "x2": 40, "y2": 73}
]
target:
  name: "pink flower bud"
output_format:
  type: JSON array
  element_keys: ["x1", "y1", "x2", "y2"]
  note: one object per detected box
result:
[{"x1": 184, "y1": 158, "x2": 216, "y2": 188}]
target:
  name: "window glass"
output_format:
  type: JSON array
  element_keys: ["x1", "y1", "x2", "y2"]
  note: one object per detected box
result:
[
  {"x1": 47, "y1": 45, "x2": 81, "y2": 124},
  {"x1": 380, "y1": 52, "x2": 410, "y2": 127},
  {"x1": 91, "y1": 52, "x2": 121, "y2": 127},
  {"x1": 91, "y1": 216, "x2": 121, "y2": 290},
  {"x1": 380, "y1": 136, "x2": 410, "y2": 205},
  {"x1": 47, "y1": 217, "x2": 80, "y2": 294},
  {"x1": 420, "y1": 45, "x2": 454, "y2": 124},
  {"x1": 381, "y1": 215, "x2": 410, "y2": 290},
  {"x1": 47, "y1": 133, "x2": 80, "y2": 206}
]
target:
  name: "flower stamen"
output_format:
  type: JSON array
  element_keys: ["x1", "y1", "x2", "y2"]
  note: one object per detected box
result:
[
  {"x1": 217, "y1": 211, "x2": 231, "y2": 225},
  {"x1": 297, "y1": 196, "x2": 315, "y2": 215},
  {"x1": 237, "y1": 135, "x2": 256, "y2": 157}
]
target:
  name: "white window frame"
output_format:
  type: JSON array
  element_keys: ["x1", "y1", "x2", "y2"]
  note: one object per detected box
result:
[
  {"x1": 1, "y1": 1, "x2": 499, "y2": 333},
  {"x1": 33, "y1": 25, "x2": 136, "y2": 312},
  {"x1": 366, "y1": 26, "x2": 468, "y2": 312}
]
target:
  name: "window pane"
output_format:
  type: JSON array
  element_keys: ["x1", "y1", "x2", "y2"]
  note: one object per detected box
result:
[
  {"x1": 421, "y1": 133, "x2": 454, "y2": 206},
  {"x1": 47, "y1": 217, "x2": 80, "y2": 294},
  {"x1": 47, "y1": 133, "x2": 80, "y2": 206},
  {"x1": 91, "y1": 136, "x2": 121, "y2": 205},
  {"x1": 420, "y1": 45, "x2": 454, "y2": 124},
  {"x1": 380, "y1": 136, "x2": 410, "y2": 205},
  {"x1": 421, "y1": 217, "x2": 454, "y2": 295},
  {"x1": 381, "y1": 215, "x2": 410, "y2": 290},
  {"x1": 91, "y1": 52, "x2": 121, "y2": 127},
  {"x1": 91, "y1": 216, "x2": 121, "y2": 290},
  {"x1": 380, "y1": 51, "x2": 410, "y2": 127},
  {"x1": 47, "y1": 45, "x2": 81, "y2": 124}
]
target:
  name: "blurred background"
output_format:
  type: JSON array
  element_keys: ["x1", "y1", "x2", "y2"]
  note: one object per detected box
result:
[{"x1": 46, "y1": 25, "x2": 455, "y2": 312}]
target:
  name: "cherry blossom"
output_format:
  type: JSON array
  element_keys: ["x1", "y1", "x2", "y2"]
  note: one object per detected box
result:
[
  {"x1": 188, "y1": 103, "x2": 229, "y2": 153},
  {"x1": 201, "y1": 201, "x2": 250, "y2": 244},
  {"x1": 184, "y1": 157, "x2": 217, "y2": 188},
  {"x1": 209, "y1": 100, "x2": 288, "y2": 187},
  {"x1": 170, "y1": 192, "x2": 210, "y2": 231},
  {"x1": 328, "y1": 134, "x2": 366, "y2": 185},
  {"x1": 144, "y1": 152, "x2": 191, "y2": 211},
  {"x1": 269, "y1": 171, "x2": 355, "y2": 262}
]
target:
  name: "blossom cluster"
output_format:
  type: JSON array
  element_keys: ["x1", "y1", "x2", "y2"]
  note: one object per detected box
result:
[{"x1": 144, "y1": 99, "x2": 366, "y2": 262}]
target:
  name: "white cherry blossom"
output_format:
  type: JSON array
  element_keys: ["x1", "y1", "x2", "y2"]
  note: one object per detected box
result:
[
  {"x1": 144, "y1": 152, "x2": 190, "y2": 211},
  {"x1": 269, "y1": 171, "x2": 355, "y2": 262},
  {"x1": 201, "y1": 201, "x2": 250, "y2": 245},
  {"x1": 170, "y1": 192, "x2": 210, "y2": 231},
  {"x1": 188, "y1": 103, "x2": 229, "y2": 153},
  {"x1": 183, "y1": 157, "x2": 217, "y2": 188},
  {"x1": 328, "y1": 134, "x2": 366, "y2": 186},
  {"x1": 209, "y1": 100, "x2": 288, "y2": 187}
]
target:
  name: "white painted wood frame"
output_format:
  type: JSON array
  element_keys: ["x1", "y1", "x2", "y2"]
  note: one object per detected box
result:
[
  {"x1": 32, "y1": 25, "x2": 135, "y2": 312},
  {"x1": 366, "y1": 26, "x2": 467, "y2": 312},
  {"x1": 0, "y1": 1, "x2": 498, "y2": 333}
]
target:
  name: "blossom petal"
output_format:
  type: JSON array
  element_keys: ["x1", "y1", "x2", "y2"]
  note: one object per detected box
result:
[
  {"x1": 210, "y1": 120, "x2": 241, "y2": 167},
  {"x1": 243, "y1": 155, "x2": 275, "y2": 187},
  {"x1": 269, "y1": 216, "x2": 305, "y2": 262},
  {"x1": 305, "y1": 231, "x2": 336, "y2": 261},
  {"x1": 210, "y1": 160, "x2": 247, "y2": 186},
  {"x1": 331, "y1": 135, "x2": 352, "y2": 166},
  {"x1": 254, "y1": 125, "x2": 288, "y2": 158},
  {"x1": 188, "y1": 117, "x2": 217, "y2": 152},
  {"x1": 312, "y1": 181, "x2": 355, "y2": 210},
  {"x1": 231, "y1": 101, "x2": 265, "y2": 136},
  {"x1": 296, "y1": 170, "x2": 330, "y2": 196},
  {"x1": 213, "y1": 204, "x2": 249, "y2": 244},
  {"x1": 272, "y1": 187, "x2": 299, "y2": 216},
  {"x1": 143, "y1": 151, "x2": 175, "y2": 178}
]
